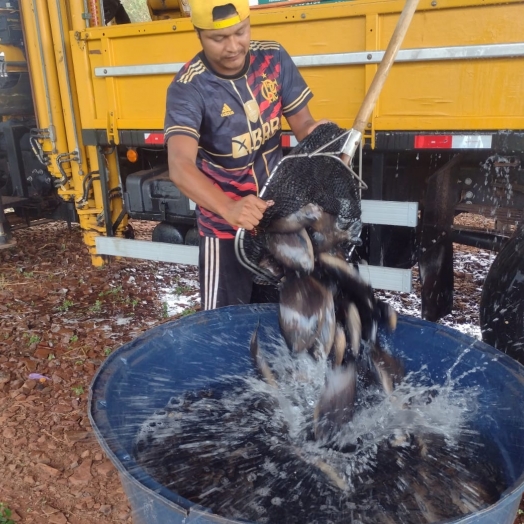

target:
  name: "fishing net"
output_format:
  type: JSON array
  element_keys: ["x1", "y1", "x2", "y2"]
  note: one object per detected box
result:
[{"x1": 235, "y1": 122, "x2": 363, "y2": 285}]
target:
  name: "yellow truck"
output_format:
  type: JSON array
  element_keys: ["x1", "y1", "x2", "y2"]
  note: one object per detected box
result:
[{"x1": 0, "y1": 0, "x2": 523, "y2": 358}]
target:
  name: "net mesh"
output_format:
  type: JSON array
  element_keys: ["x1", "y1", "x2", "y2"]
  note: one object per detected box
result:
[{"x1": 235, "y1": 123, "x2": 362, "y2": 285}]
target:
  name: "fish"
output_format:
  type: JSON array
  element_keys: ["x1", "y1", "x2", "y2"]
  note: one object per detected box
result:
[
  {"x1": 318, "y1": 252, "x2": 397, "y2": 340},
  {"x1": 369, "y1": 341, "x2": 405, "y2": 395},
  {"x1": 388, "y1": 428, "x2": 414, "y2": 449},
  {"x1": 371, "y1": 514, "x2": 398, "y2": 524},
  {"x1": 411, "y1": 481, "x2": 449, "y2": 523},
  {"x1": 308, "y1": 211, "x2": 341, "y2": 252},
  {"x1": 376, "y1": 299, "x2": 398, "y2": 332},
  {"x1": 250, "y1": 324, "x2": 278, "y2": 388},
  {"x1": 261, "y1": 200, "x2": 402, "y2": 448},
  {"x1": 310, "y1": 284, "x2": 336, "y2": 360},
  {"x1": 291, "y1": 446, "x2": 349, "y2": 491},
  {"x1": 318, "y1": 253, "x2": 376, "y2": 340},
  {"x1": 317, "y1": 253, "x2": 372, "y2": 300},
  {"x1": 450, "y1": 479, "x2": 495, "y2": 515},
  {"x1": 345, "y1": 301, "x2": 362, "y2": 359},
  {"x1": 266, "y1": 202, "x2": 323, "y2": 233},
  {"x1": 312, "y1": 458, "x2": 349, "y2": 491},
  {"x1": 314, "y1": 361, "x2": 358, "y2": 441},
  {"x1": 267, "y1": 228, "x2": 314, "y2": 274},
  {"x1": 309, "y1": 211, "x2": 363, "y2": 253},
  {"x1": 330, "y1": 323, "x2": 346, "y2": 367},
  {"x1": 278, "y1": 273, "x2": 331, "y2": 354},
  {"x1": 257, "y1": 253, "x2": 285, "y2": 282}
]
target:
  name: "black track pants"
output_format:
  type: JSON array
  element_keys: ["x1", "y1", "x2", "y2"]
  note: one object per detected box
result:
[{"x1": 198, "y1": 236, "x2": 279, "y2": 310}]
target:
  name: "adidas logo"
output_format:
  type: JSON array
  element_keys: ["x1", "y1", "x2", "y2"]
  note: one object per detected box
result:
[{"x1": 221, "y1": 103, "x2": 235, "y2": 117}]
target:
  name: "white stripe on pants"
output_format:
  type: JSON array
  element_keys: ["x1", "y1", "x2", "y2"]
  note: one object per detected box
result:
[{"x1": 204, "y1": 236, "x2": 220, "y2": 310}]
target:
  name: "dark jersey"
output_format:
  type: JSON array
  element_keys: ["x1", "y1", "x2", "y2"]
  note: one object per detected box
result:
[{"x1": 164, "y1": 41, "x2": 313, "y2": 239}]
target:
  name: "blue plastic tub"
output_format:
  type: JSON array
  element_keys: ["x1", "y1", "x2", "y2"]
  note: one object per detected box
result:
[{"x1": 89, "y1": 304, "x2": 524, "y2": 524}]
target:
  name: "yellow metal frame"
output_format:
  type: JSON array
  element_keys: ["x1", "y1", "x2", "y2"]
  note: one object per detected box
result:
[
  {"x1": 70, "y1": 0, "x2": 524, "y2": 137},
  {"x1": 20, "y1": 0, "x2": 127, "y2": 266}
]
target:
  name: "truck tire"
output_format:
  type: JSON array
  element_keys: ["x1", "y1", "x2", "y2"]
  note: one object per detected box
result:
[
  {"x1": 480, "y1": 222, "x2": 524, "y2": 363},
  {"x1": 152, "y1": 222, "x2": 187, "y2": 245},
  {"x1": 184, "y1": 227, "x2": 199, "y2": 246}
]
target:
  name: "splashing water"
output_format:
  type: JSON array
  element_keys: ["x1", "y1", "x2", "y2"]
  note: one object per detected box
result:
[{"x1": 133, "y1": 332, "x2": 506, "y2": 524}]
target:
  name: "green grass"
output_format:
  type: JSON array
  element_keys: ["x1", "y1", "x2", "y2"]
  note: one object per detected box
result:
[
  {"x1": 99, "y1": 286, "x2": 123, "y2": 297},
  {"x1": 181, "y1": 307, "x2": 196, "y2": 317},
  {"x1": 173, "y1": 285, "x2": 193, "y2": 295},
  {"x1": 0, "y1": 503, "x2": 15, "y2": 524},
  {"x1": 96, "y1": 287, "x2": 140, "y2": 313},
  {"x1": 161, "y1": 302, "x2": 169, "y2": 319},
  {"x1": 126, "y1": 297, "x2": 139, "y2": 309},
  {"x1": 23, "y1": 333, "x2": 41, "y2": 346},
  {"x1": 72, "y1": 385, "x2": 84, "y2": 396},
  {"x1": 57, "y1": 299, "x2": 74, "y2": 312},
  {"x1": 89, "y1": 299, "x2": 103, "y2": 313}
]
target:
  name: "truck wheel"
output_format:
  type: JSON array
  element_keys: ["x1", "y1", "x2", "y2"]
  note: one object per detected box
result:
[
  {"x1": 152, "y1": 222, "x2": 187, "y2": 245},
  {"x1": 480, "y1": 222, "x2": 524, "y2": 363},
  {"x1": 185, "y1": 227, "x2": 199, "y2": 246}
]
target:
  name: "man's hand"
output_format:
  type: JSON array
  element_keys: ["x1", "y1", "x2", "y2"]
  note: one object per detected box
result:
[
  {"x1": 222, "y1": 195, "x2": 273, "y2": 230},
  {"x1": 168, "y1": 135, "x2": 274, "y2": 230}
]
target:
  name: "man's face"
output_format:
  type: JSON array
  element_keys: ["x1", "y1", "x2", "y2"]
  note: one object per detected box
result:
[{"x1": 198, "y1": 18, "x2": 251, "y2": 76}]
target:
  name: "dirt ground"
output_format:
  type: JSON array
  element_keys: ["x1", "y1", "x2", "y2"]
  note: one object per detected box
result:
[{"x1": 0, "y1": 218, "x2": 523, "y2": 524}]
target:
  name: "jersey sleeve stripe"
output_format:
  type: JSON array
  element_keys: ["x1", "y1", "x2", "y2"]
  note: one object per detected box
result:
[
  {"x1": 199, "y1": 146, "x2": 234, "y2": 158},
  {"x1": 177, "y1": 62, "x2": 206, "y2": 84},
  {"x1": 164, "y1": 125, "x2": 200, "y2": 141},
  {"x1": 283, "y1": 87, "x2": 312, "y2": 114},
  {"x1": 250, "y1": 41, "x2": 280, "y2": 51},
  {"x1": 251, "y1": 43, "x2": 280, "y2": 51},
  {"x1": 184, "y1": 66, "x2": 206, "y2": 84}
]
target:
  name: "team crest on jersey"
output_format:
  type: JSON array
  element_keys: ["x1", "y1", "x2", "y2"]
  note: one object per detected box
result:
[
  {"x1": 221, "y1": 103, "x2": 234, "y2": 117},
  {"x1": 261, "y1": 78, "x2": 279, "y2": 103},
  {"x1": 243, "y1": 100, "x2": 260, "y2": 123}
]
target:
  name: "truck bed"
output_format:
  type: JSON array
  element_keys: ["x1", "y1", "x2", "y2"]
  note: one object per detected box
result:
[{"x1": 71, "y1": 0, "x2": 524, "y2": 145}]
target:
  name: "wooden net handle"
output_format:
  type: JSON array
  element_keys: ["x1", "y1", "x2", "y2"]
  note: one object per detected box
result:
[{"x1": 352, "y1": 0, "x2": 420, "y2": 134}]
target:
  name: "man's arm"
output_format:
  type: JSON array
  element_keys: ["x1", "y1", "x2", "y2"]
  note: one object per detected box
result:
[
  {"x1": 286, "y1": 105, "x2": 329, "y2": 142},
  {"x1": 167, "y1": 134, "x2": 270, "y2": 230}
]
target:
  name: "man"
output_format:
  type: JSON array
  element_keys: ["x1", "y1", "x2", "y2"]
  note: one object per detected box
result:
[{"x1": 164, "y1": 0, "x2": 325, "y2": 310}]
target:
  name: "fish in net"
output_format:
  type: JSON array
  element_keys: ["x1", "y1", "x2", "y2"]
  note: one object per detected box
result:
[
  {"x1": 235, "y1": 122, "x2": 400, "y2": 441},
  {"x1": 235, "y1": 122, "x2": 363, "y2": 285}
]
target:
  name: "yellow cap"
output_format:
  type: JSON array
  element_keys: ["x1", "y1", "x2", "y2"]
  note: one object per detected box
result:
[{"x1": 188, "y1": 0, "x2": 250, "y2": 30}]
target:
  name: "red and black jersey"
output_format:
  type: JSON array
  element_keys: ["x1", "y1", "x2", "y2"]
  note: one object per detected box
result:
[{"x1": 164, "y1": 41, "x2": 313, "y2": 239}]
